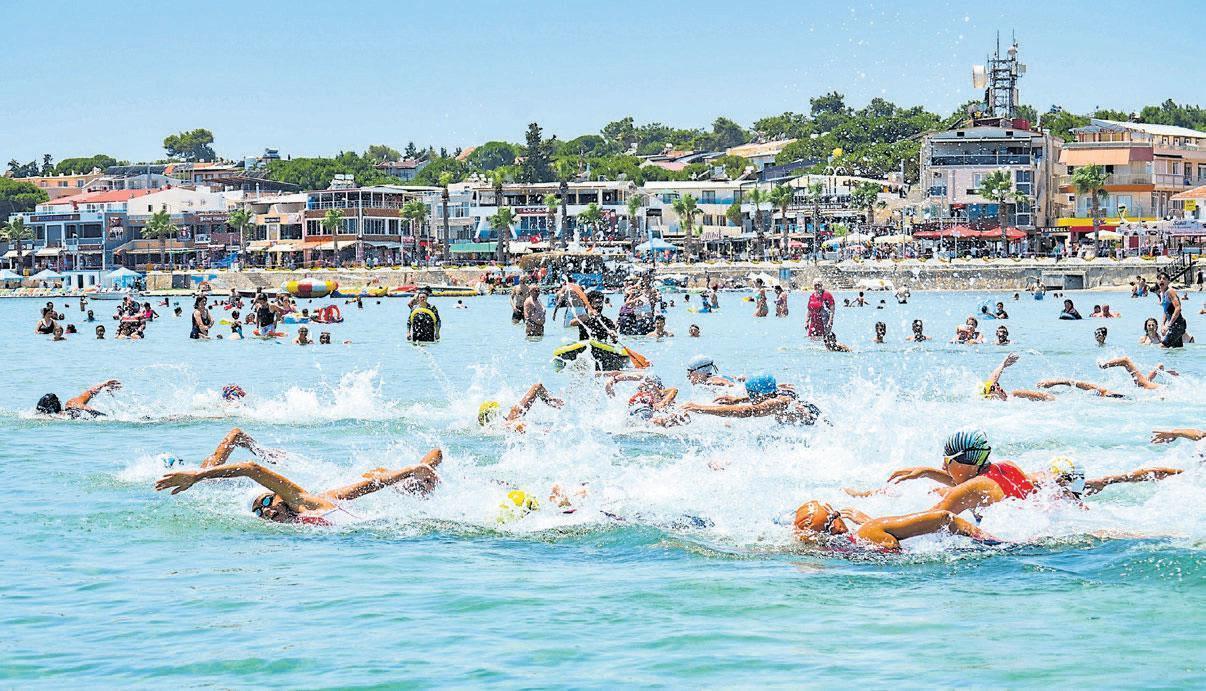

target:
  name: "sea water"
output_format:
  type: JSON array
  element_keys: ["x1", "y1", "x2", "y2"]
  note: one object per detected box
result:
[{"x1": 1, "y1": 289, "x2": 1202, "y2": 686}]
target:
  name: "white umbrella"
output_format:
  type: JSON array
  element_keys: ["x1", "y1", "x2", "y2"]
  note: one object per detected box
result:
[
  {"x1": 1096, "y1": 230, "x2": 1123, "y2": 241},
  {"x1": 0, "y1": 268, "x2": 22, "y2": 282},
  {"x1": 874, "y1": 234, "x2": 911, "y2": 245},
  {"x1": 844, "y1": 232, "x2": 871, "y2": 243},
  {"x1": 32, "y1": 268, "x2": 65, "y2": 280},
  {"x1": 106, "y1": 267, "x2": 142, "y2": 278}
]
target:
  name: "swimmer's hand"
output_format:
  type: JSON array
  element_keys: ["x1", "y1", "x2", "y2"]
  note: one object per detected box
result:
[
  {"x1": 842, "y1": 487, "x2": 883, "y2": 498},
  {"x1": 1002, "y1": 352, "x2": 1020, "y2": 368},
  {"x1": 887, "y1": 466, "x2": 943, "y2": 484},
  {"x1": 155, "y1": 471, "x2": 200, "y2": 494},
  {"x1": 1152, "y1": 428, "x2": 1203, "y2": 444},
  {"x1": 839, "y1": 507, "x2": 872, "y2": 524},
  {"x1": 680, "y1": 402, "x2": 701, "y2": 412}
]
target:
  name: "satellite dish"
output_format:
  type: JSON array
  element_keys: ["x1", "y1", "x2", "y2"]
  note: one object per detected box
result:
[{"x1": 972, "y1": 65, "x2": 988, "y2": 90}]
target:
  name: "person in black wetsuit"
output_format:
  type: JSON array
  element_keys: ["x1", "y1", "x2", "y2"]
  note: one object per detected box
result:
[
  {"x1": 571, "y1": 290, "x2": 617, "y2": 342},
  {"x1": 35, "y1": 379, "x2": 121, "y2": 418}
]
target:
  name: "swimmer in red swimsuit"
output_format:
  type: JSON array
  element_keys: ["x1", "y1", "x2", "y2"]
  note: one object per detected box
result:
[
  {"x1": 792, "y1": 500, "x2": 1001, "y2": 551},
  {"x1": 155, "y1": 427, "x2": 441, "y2": 524},
  {"x1": 885, "y1": 428, "x2": 1038, "y2": 515}
]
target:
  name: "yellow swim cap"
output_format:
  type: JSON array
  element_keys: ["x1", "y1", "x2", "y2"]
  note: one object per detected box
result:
[
  {"x1": 981, "y1": 381, "x2": 995, "y2": 398},
  {"x1": 497, "y1": 489, "x2": 539, "y2": 524},
  {"x1": 1049, "y1": 456, "x2": 1086, "y2": 495},
  {"x1": 477, "y1": 401, "x2": 501, "y2": 426}
]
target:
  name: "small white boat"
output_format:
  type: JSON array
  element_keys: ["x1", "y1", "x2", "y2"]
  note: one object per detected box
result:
[{"x1": 90, "y1": 290, "x2": 138, "y2": 301}]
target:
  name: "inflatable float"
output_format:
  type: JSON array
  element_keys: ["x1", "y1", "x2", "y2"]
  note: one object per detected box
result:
[
  {"x1": 283, "y1": 278, "x2": 338, "y2": 299},
  {"x1": 408, "y1": 307, "x2": 440, "y2": 342},
  {"x1": 282, "y1": 312, "x2": 310, "y2": 324},
  {"x1": 312, "y1": 305, "x2": 343, "y2": 324},
  {"x1": 552, "y1": 340, "x2": 630, "y2": 372}
]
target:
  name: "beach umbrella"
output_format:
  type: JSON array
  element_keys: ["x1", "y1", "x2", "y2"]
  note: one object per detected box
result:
[
  {"x1": 32, "y1": 268, "x2": 65, "y2": 281},
  {"x1": 874, "y1": 234, "x2": 910, "y2": 245},
  {"x1": 844, "y1": 232, "x2": 872, "y2": 243},
  {"x1": 0, "y1": 268, "x2": 22, "y2": 282},
  {"x1": 1097, "y1": 230, "x2": 1123, "y2": 241},
  {"x1": 106, "y1": 266, "x2": 142, "y2": 278}
]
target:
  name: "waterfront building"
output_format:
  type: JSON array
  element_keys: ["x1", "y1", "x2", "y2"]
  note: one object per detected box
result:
[
  {"x1": 116, "y1": 187, "x2": 238, "y2": 268},
  {"x1": 466, "y1": 180, "x2": 638, "y2": 253},
  {"x1": 724, "y1": 140, "x2": 797, "y2": 172},
  {"x1": 300, "y1": 185, "x2": 424, "y2": 265},
  {"x1": 1056, "y1": 120, "x2": 1206, "y2": 242},
  {"x1": 240, "y1": 193, "x2": 308, "y2": 267},
  {"x1": 919, "y1": 118, "x2": 1062, "y2": 233},
  {"x1": 8, "y1": 189, "x2": 155, "y2": 271}
]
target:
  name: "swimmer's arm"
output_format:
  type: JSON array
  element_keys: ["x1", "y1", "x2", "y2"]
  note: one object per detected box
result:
[
  {"x1": 65, "y1": 379, "x2": 121, "y2": 409},
  {"x1": 155, "y1": 462, "x2": 308, "y2": 502},
  {"x1": 932, "y1": 479, "x2": 997, "y2": 515},
  {"x1": 654, "y1": 388, "x2": 678, "y2": 410},
  {"x1": 986, "y1": 352, "x2": 1020, "y2": 387},
  {"x1": 1011, "y1": 390, "x2": 1056, "y2": 401},
  {"x1": 887, "y1": 466, "x2": 955, "y2": 486},
  {"x1": 327, "y1": 450, "x2": 444, "y2": 500},
  {"x1": 680, "y1": 401, "x2": 757, "y2": 417},
  {"x1": 1083, "y1": 467, "x2": 1183, "y2": 496},
  {"x1": 1151, "y1": 428, "x2": 1204, "y2": 444},
  {"x1": 199, "y1": 428, "x2": 255, "y2": 468}
]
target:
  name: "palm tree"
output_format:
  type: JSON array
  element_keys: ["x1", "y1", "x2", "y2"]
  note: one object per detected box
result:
[
  {"x1": 226, "y1": 208, "x2": 254, "y2": 267},
  {"x1": 805, "y1": 182, "x2": 825, "y2": 236},
  {"x1": 671, "y1": 194, "x2": 701, "y2": 262},
  {"x1": 439, "y1": 172, "x2": 453, "y2": 262},
  {"x1": 851, "y1": 182, "x2": 885, "y2": 230},
  {"x1": 977, "y1": 169, "x2": 1019, "y2": 258},
  {"x1": 768, "y1": 184, "x2": 793, "y2": 255},
  {"x1": 491, "y1": 170, "x2": 506, "y2": 210},
  {"x1": 400, "y1": 200, "x2": 428, "y2": 263},
  {"x1": 488, "y1": 206, "x2": 515, "y2": 264},
  {"x1": 746, "y1": 186, "x2": 770, "y2": 260},
  {"x1": 577, "y1": 202, "x2": 603, "y2": 241},
  {"x1": 543, "y1": 193, "x2": 559, "y2": 245},
  {"x1": 625, "y1": 193, "x2": 646, "y2": 244},
  {"x1": 322, "y1": 208, "x2": 345, "y2": 267},
  {"x1": 1071, "y1": 164, "x2": 1110, "y2": 255},
  {"x1": 1, "y1": 217, "x2": 32, "y2": 272},
  {"x1": 142, "y1": 207, "x2": 177, "y2": 268}
]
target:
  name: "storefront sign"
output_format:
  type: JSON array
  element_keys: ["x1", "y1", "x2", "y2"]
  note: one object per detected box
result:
[
  {"x1": 195, "y1": 211, "x2": 230, "y2": 223},
  {"x1": 30, "y1": 213, "x2": 80, "y2": 223}
]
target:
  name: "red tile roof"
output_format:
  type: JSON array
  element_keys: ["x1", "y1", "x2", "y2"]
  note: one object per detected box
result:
[{"x1": 43, "y1": 189, "x2": 158, "y2": 206}]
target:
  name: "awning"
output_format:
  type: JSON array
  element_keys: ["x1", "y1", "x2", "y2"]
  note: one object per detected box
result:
[
  {"x1": 450, "y1": 242, "x2": 496, "y2": 254},
  {"x1": 1059, "y1": 147, "x2": 1148, "y2": 166},
  {"x1": 247, "y1": 240, "x2": 273, "y2": 251},
  {"x1": 364, "y1": 240, "x2": 402, "y2": 249},
  {"x1": 267, "y1": 243, "x2": 301, "y2": 253},
  {"x1": 35, "y1": 248, "x2": 63, "y2": 257},
  {"x1": 3, "y1": 250, "x2": 20, "y2": 259}
]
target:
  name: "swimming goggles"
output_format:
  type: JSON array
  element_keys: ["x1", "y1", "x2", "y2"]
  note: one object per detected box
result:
[
  {"x1": 251, "y1": 493, "x2": 276, "y2": 516},
  {"x1": 821, "y1": 511, "x2": 841, "y2": 534},
  {"x1": 943, "y1": 449, "x2": 990, "y2": 468}
]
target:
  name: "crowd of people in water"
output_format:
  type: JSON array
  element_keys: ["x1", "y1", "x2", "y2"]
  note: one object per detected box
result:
[{"x1": 27, "y1": 267, "x2": 1202, "y2": 552}]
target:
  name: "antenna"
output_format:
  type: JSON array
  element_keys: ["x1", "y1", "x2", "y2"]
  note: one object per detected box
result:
[{"x1": 975, "y1": 33, "x2": 1024, "y2": 118}]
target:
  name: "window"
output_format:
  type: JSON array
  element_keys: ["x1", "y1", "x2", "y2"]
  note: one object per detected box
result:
[
  {"x1": 972, "y1": 173, "x2": 985, "y2": 188},
  {"x1": 1015, "y1": 170, "x2": 1032, "y2": 195},
  {"x1": 701, "y1": 191, "x2": 716, "y2": 203}
]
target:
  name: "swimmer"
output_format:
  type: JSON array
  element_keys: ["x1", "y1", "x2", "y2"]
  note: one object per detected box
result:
[
  {"x1": 872, "y1": 321, "x2": 886, "y2": 344},
  {"x1": 35, "y1": 379, "x2": 122, "y2": 418},
  {"x1": 995, "y1": 325, "x2": 1010, "y2": 345},
  {"x1": 1036, "y1": 456, "x2": 1183, "y2": 502},
  {"x1": 653, "y1": 315, "x2": 673, "y2": 339},
  {"x1": 95, "y1": 325, "x2": 105, "y2": 339},
  {"x1": 1139, "y1": 318, "x2": 1162, "y2": 345},
  {"x1": 1098, "y1": 355, "x2": 1176, "y2": 390},
  {"x1": 155, "y1": 429, "x2": 441, "y2": 524},
  {"x1": 981, "y1": 353, "x2": 1055, "y2": 401},
  {"x1": 906, "y1": 319, "x2": 929, "y2": 342},
  {"x1": 685, "y1": 355, "x2": 738, "y2": 388},
  {"x1": 1094, "y1": 326, "x2": 1107, "y2": 346},
  {"x1": 823, "y1": 332, "x2": 851, "y2": 352},
  {"x1": 681, "y1": 373, "x2": 820, "y2": 425},
  {"x1": 478, "y1": 382, "x2": 564, "y2": 433},
  {"x1": 319, "y1": 331, "x2": 332, "y2": 345},
  {"x1": 885, "y1": 429, "x2": 1038, "y2": 515},
  {"x1": 792, "y1": 500, "x2": 1001, "y2": 551},
  {"x1": 52, "y1": 325, "x2": 66, "y2": 341},
  {"x1": 295, "y1": 326, "x2": 313, "y2": 345},
  {"x1": 606, "y1": 373, "x2": 689, "y2": 427},
  {"x1": 688, "y1": 324, "x2": 701, "y2": 338},
  {"x1": 222, "y1": 384, "x2": 246, "y2": 402},
  {"x1": 995, "y1": 302, "x2": 1009, "y2": 319}
]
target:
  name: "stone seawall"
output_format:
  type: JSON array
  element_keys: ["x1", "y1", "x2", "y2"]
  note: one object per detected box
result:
[{"x1": 146, "y1": 257, "x2": 1177, "y2": 293}]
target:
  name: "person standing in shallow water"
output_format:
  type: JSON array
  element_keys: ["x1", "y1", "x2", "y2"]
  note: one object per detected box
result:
[
  {"x1": 523, "y1": 285, "x2": 545, "y2": 338},
  {"x1": 806, "y1": 280, "x2": 835, "y2": 339},
  {"x1": 753, "y1": 279, "x2": 768, "y2": 318},
  {"x1": 774, "y1": 285, "x2": 789, "y2": 317}
]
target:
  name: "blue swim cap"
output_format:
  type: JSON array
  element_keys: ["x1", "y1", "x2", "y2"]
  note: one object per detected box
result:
[
  {"x1": 686, "y1": 355, "x2": 716, "y2": 376},
  {"x1": 944, "y1": 428, "x2": 992, "y2": 466},
  {"x1": 745, "y1": 373, "x2": 777, "y2": 398}
]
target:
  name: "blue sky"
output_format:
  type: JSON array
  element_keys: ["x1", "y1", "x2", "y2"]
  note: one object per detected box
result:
[{"x1": 2, "y1": 0, "x2": 1203, "y2": 163}]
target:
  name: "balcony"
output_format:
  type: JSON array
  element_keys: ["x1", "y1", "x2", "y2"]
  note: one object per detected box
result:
[
  {"x1": 927, "y1": 186, "x2": 948, "y2": 197},
  {"x1": 929, "y1": 154, "x2": 1033, "y2": 166},
  {"x1": 1058, "y1": 174, "x2": 1153, "y2": 187},
  {"x1": 1153, "y1": 174, "x2": 1195, "y2": 189}
]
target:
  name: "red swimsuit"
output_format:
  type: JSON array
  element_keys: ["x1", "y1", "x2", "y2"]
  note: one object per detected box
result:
[{"x1": 980, "y1": 462, "x2": 1036, "y2": 499}]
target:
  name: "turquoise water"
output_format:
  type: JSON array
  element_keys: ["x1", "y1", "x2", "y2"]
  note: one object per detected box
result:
[{"x1": 2, "y1": 289, "x2": 1203, "y2": 686}]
